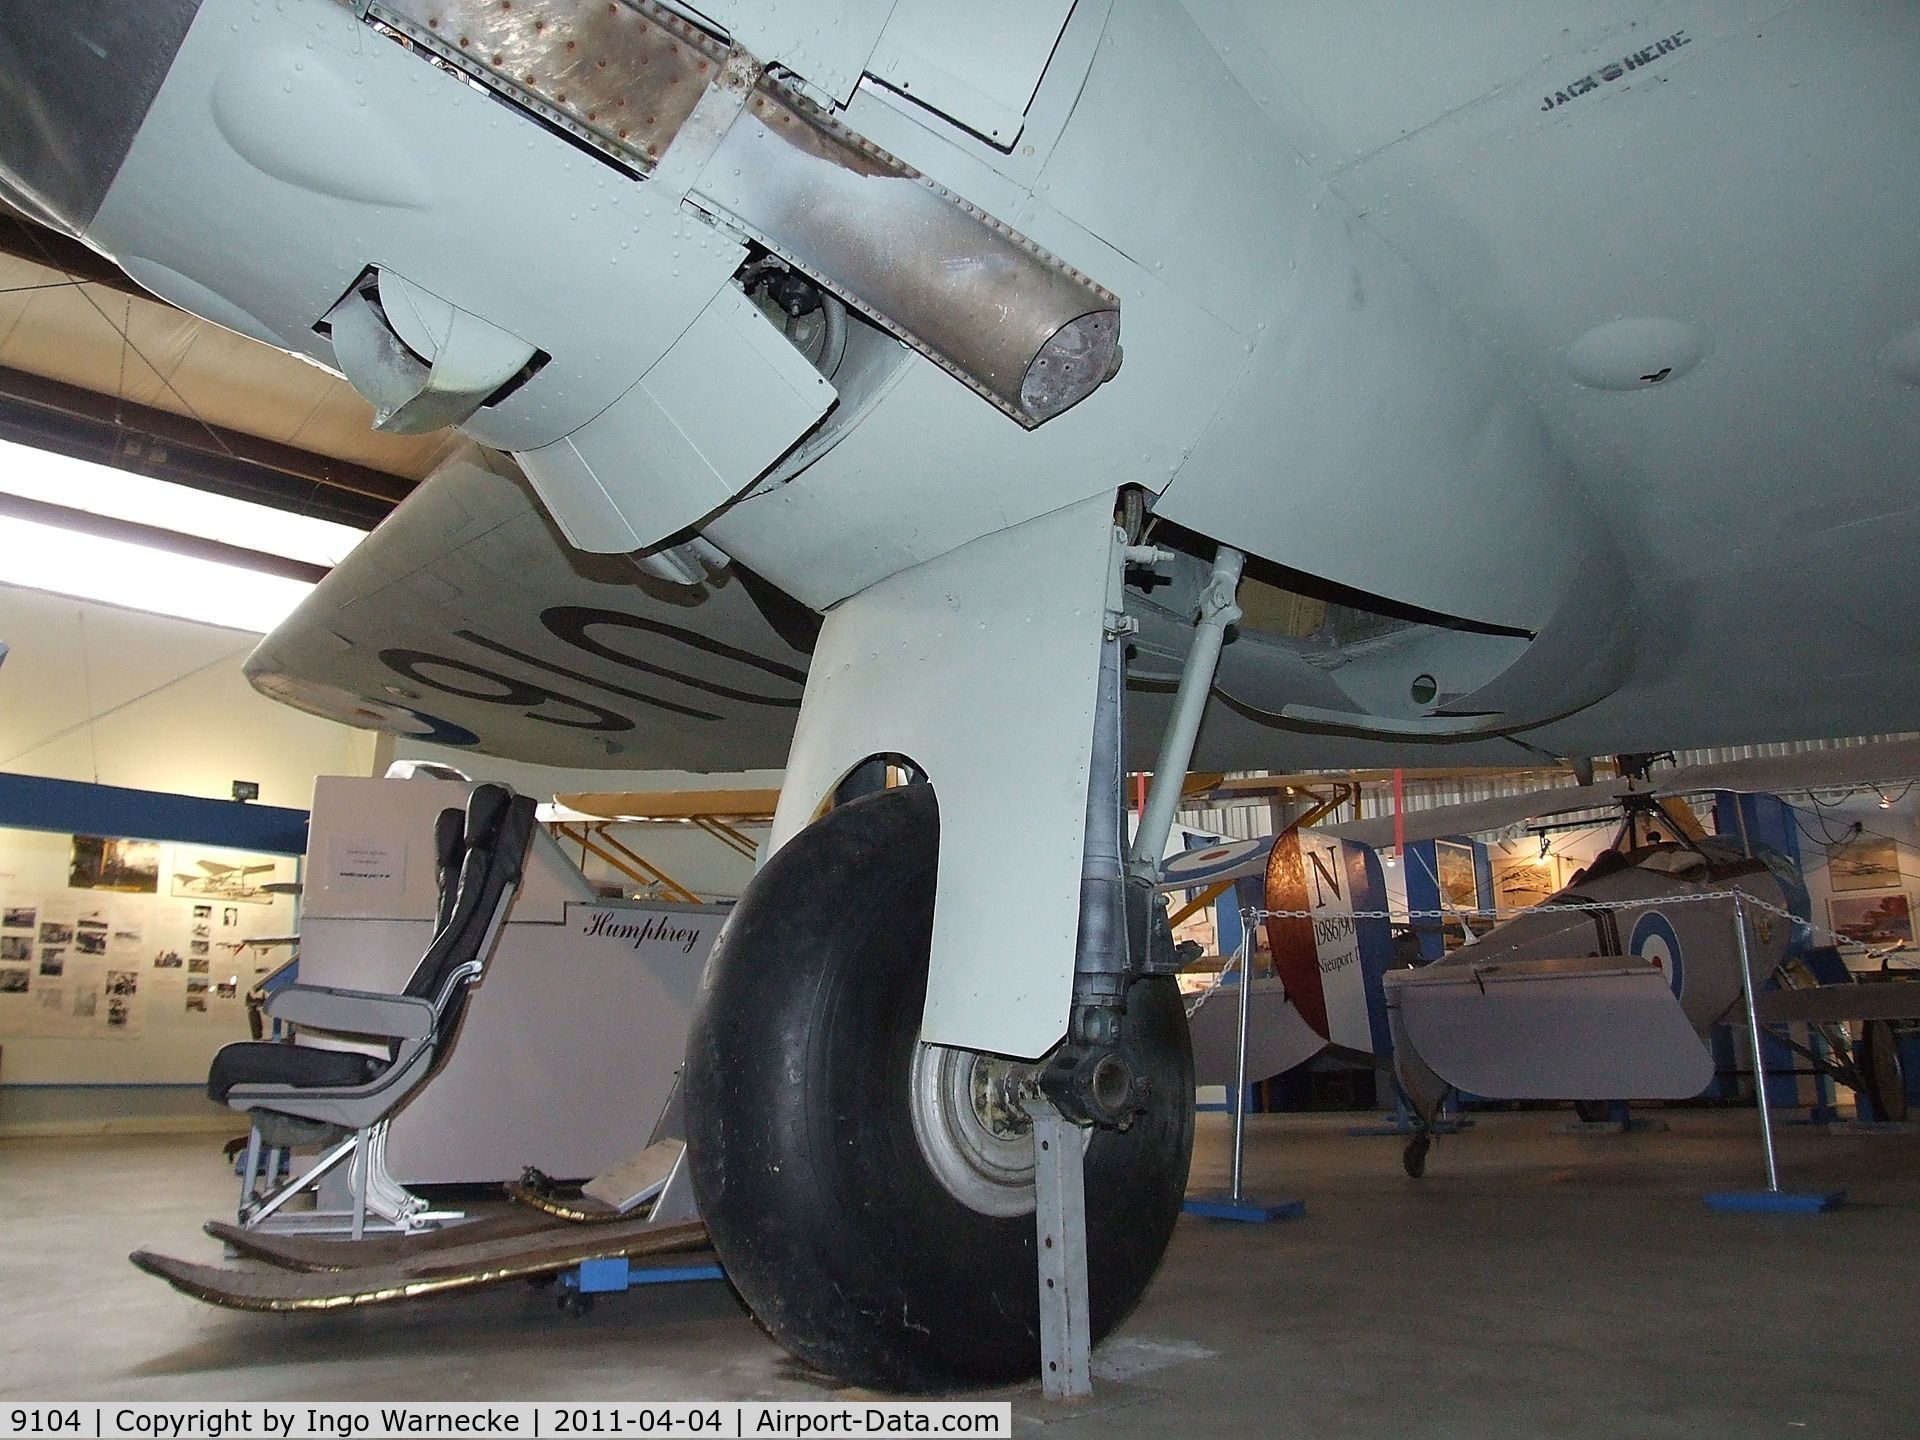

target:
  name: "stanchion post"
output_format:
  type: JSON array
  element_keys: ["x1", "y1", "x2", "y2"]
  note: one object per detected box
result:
[
  {"x1": 1231, "y1": 934, "x2": 1251, "y2": 1201},
  {"x1": 1731, "y1": 894, "x2": 1782, "y2": 1192},
  {"x1": 1182, "y1": 919, "x2": 1304, "y2": 1224}
]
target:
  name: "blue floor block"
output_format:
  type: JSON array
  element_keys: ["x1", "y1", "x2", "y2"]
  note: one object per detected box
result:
[
  {"x1": 1182, "y1": 1195, "x2": 1306, "y2": 1223},
  {"x1": 1702, "y1": 1189, "x2": 1846, "y2": 1214}
]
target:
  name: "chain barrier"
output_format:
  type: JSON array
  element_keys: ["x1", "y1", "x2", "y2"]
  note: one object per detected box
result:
[
  {"x1": 1191, "y1": 888, "x2": 1890, "y2": 1011},
  {"x1": 1231, "y1": 887, "x2": 1872, "y2": 953}
]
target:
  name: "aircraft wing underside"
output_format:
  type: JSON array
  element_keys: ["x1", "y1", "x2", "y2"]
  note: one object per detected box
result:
[
  {"x1": 252, "y1": 442, "x2": 1920, "y2": 779},
  {"x1": 243, "y1": 448, "x2": 817, "y2": 772}
]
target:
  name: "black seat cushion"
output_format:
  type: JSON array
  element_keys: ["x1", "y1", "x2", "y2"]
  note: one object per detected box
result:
[{"x1": 207, "y1": 1041, "x2": 383, "y2": 1104}]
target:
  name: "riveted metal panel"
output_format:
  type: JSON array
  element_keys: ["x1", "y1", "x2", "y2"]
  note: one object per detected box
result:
[
  {"x1": 867, "y1": 0, "x2": 1075, "y2": 148},
  {"x1": 368, "y1": 0, "x2": 724, "y2": 170},
  {"x1": 686, "y1": 0, "x2": 896, "y2": 106}
]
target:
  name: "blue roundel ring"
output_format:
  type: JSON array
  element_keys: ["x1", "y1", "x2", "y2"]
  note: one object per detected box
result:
[{"x1": 1628, "y1": 910, "x2": 1685, "y2": 998}]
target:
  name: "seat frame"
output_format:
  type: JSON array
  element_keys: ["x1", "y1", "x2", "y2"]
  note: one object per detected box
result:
[{"x1": 221, "y1": 787, "x2": 530, "y2": 1238}]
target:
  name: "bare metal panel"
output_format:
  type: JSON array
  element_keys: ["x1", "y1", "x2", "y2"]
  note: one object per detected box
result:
[
  {"x1": 368, "y1": 0, "x2": 722, "y2": 169},
  {"x1": 687, "y1": 0, "x2": 895, "y2": 107},
  {"x1": 691, "y1": 93, "x2": 1118, "y2": 425},
  {"x1": 367, "y1": 0, "x2": 1120, "y2": 426}
]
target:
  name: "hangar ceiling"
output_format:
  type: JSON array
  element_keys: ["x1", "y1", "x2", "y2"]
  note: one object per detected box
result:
[{"x1": 0, "y1": 204, "x2": 456, "y2": 531}]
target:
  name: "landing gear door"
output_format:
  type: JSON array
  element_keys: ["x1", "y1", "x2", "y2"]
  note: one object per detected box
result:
[{"x1": 767, "y1": 493, "x2": 1118, "y2": 1060}]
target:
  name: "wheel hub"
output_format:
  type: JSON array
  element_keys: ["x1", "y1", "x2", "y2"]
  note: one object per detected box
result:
[{"x1": 909, "y1": 1044, "x2": 1039, "y2": 1217}]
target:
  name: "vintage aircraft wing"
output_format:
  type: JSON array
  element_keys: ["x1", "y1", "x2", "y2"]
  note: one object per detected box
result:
[
  {"x1": 1318, "y1": 781, "x2": 1644, "y2": 850},
  {"x1": 1654, "y1": 741, "x2": 1920, "y2": 800},
  {"x1": 1185, "y1": 977, "x2": 1326, "y2": 1088},
  {"x1": 244, "y1": 447, "x2": 817, "y2": 772},
  {"x1": 1319, "y1": 738, "x2": 1920, "y2": 849}
]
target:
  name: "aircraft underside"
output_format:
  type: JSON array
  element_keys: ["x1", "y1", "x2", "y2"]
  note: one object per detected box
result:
[{"x1": 3, "y1": 0, "x2": 1916, "y2": 1390}]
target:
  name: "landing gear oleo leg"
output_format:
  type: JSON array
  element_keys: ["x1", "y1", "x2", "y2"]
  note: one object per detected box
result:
[{"x1": 684, "y1": 496, "x2": 1192, "y2": 1391}]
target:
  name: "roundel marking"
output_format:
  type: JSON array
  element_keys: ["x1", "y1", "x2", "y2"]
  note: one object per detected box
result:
[
  {"x1": 1162, "y1": 837, "x2": 1266, "y2": 885},
  {"x1": 1629, "y1": 910, "x2": 1685, "y2": 999}
]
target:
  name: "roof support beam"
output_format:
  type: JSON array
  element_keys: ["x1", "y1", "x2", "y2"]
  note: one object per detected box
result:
[{"x1": 0, "y1": 365, "x2": 411, "y2": 529}]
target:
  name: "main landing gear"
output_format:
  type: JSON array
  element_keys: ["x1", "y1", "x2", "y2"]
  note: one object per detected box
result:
[{"x1": 683, "y1": 784, "x2": 1192, "y2": 1391}]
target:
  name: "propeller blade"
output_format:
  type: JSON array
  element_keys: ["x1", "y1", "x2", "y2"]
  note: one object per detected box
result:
[
  {"x1": 1316, "y1": 781, "x2": 1634, "y2": 849},
  {"x1": 1653, "y1": 738, "x2": 1920, "y2": 798}
]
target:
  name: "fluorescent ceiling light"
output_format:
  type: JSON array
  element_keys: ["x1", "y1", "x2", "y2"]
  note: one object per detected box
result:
[
  {"x1": 0, "y1": 437, "x2": 372, "y2": 633},
  {"x1": 0, "y1": 510, "x2": 317, "y2": 634},
  {"x1": 0, "y1": 437, "x2": 368, "y2": 566}
]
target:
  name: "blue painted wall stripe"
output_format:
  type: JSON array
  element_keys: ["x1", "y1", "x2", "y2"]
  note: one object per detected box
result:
[{"x1": 0, "y1": 772, "x2": 308, "y2": 854}]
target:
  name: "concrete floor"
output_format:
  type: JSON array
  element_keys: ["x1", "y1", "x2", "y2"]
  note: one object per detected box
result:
[{"x1": 2, "y1": 1109, "x2": 1916, "y2": 1437}]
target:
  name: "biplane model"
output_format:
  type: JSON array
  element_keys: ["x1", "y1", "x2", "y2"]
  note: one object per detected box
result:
[{"x1": 1171, "y1": 747, "x2": 1920, "y2": 1176}]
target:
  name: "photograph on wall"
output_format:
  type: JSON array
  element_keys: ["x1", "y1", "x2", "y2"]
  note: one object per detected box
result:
[
  {"x1": 1827, "y1": 833, "x2": 1902, "y2": 892},
  {"x1": 0, "y1": 935, "x2": 30, "y2": 962},
  {"x1": 1435, "y1": 840, "x2": 1483, "y2": 911},
  {"x1": 68, "y1": 835, "x2": 161, "y2": 894},
  {"x1": 105, "y1": 969, "x2": 138, "y2": 997},
  {"x1": 38, "y1": 948, "x2": 64, "y2": 977},
  {"x1": 112, "y1": 925, "x2": 142, "y2": 948},
  {"x1": 216, "y1": 980, "x2": 238, "y2": 1000},
  {"x1": 0, "y1": 967, "x2": 27, "y2": 993},
  {"x1": 107, "y1": 997, "x2": 129, "y2": 1028},
  {"x1": 222, "y1": 906, "x2": 239, "y2": 928},
  {"x1": 189, "y1": 939, "x2": 210, "y2": 957},
  {"x1": 38, "y1": 987, "x2": 62, "y2": 1012},
  {"x1": 171, "y1": 848, "x2": 285, "y2": 906},
  {"x1": 187, "y1": 955, "x2": 209, "y2": 974},
  {"x1": 1828, "y1": 890, "x2": 1914, "y2": 946},
  {"x1": 71, "y1": 991, "x2": 96, "y2": 1019},
  {"x1": 3, "y1": 904, "x2": 36, "y2": 930},
  {"x1": 185, "y1": 994, "x2": 207, "y2": 1013},
  {"x1": 191, "y1": 922, "x2": 210, "y2": 939},
  {"x1": 152, "y1": 949, "x2": 182, "y2": 969},
  {"x1": 74, "y1": 929, "x2": 107, "y2": 956},
  {"x1": 1493, "y1": 851, "x2": 1563, "y2": 911},
  {"x1": 37, "y1": 920, "x2": 73, "y2": 946},
  {"x1": 186, "y1": 975, "x2": 209, "y2": 995}
]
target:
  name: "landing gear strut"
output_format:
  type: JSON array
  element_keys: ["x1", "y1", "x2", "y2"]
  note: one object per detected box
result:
[{"x1": 683, "y1": 785, "x2": 1192, "y2": 1390}]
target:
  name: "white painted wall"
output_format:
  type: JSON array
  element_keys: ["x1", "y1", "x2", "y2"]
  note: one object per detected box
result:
[
  {"x1": 0, "y1": 584, "x2": 377, "y2": 803},
  {"x1": 0, "y1": 584, "x2": 368, "y2": 1095}
]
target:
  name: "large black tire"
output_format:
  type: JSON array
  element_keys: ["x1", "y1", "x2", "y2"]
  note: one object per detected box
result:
[
  {"x1": 684, "y1": 784, "x2": 1193, "y2": 1392},
  {"x1": 1858, "y1": 1020, "x2": 1909, "y2": 1124}
]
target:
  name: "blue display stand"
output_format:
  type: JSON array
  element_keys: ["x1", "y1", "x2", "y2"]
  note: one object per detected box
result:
[
  {"x1": 1703, "y1": 1190, "x2": 1846, "y2": 1215},
  {"x1": 555, "y1": 1254, "x2": 726, "y2": 1314},
  {"x1": 1182, "y1": 1195, "x2": 1306, "y2": 1223}
]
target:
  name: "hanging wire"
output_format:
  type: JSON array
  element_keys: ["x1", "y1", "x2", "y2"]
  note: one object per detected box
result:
[{"x1": 15, "y1": 222, "x2": 240, "y2": 460}]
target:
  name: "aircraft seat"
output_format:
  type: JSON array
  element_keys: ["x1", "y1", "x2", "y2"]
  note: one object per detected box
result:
[{"x1": 210, "y1": 782, "x2": 538, "y2": 1234}]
